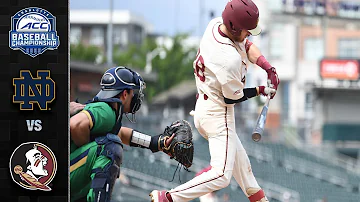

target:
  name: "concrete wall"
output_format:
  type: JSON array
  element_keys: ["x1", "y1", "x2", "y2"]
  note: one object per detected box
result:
[
  {"x1": 321, "y1": 90, "x2": 360, "y2": 124},
  {"x1": 299, "y1": 26, "x2": 360, "y2": 59},
  {"x1": 312, "y1": 89, "x2": 360, "y2": 144}
]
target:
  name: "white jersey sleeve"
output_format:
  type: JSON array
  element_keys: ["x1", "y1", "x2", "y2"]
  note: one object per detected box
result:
[{"x1": 216, "y1": 57, "x2": 245, "y2": 101}]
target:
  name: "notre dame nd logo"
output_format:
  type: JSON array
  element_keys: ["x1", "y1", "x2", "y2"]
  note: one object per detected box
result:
[{"x1": 13, "y1": 70, "x2": 55, "y2": 110}]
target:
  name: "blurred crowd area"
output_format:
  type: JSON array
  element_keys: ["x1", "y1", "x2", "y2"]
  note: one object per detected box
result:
[{"x1": 70, "y1": 0, "x2": 360, "y2": 201}]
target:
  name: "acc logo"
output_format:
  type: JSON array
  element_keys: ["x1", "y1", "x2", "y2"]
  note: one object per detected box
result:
[
  {"x1": 9, "y1": 7, "x2": 60, "y2": 57},
  {"x1": 13, "y1": 70, "x2": 55, "y2": 110},
  {"x1": 9, "y1": 142, "x2": 57, "y2": 191}
]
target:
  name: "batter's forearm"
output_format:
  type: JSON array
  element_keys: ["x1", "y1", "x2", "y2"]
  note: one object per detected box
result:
[
  {"x1": 247, "y1": 42, "x2": 273, "y2": 70},
  {"x1": 224, "y1": 88, "x2": 259, "y2": 104},
  {"x1": 247, "y1": 42, "x2": 262, "y2": 64}
]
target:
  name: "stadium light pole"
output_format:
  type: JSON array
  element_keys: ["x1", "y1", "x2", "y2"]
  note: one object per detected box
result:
[
  {"x1": 322, "y1": 1, "x2": 328, "y2": 58},
  {"x1": 199, "y1": 0, "x2": 204, "y2": 36},
  {"x1": 107, "y1": 0, "x2": 114, "y2": 66},
  {"x1": 145, "y1": 47, "x2": 166, "y2": 74},
  {"x1": 174, "y1": 0, "x2": 179, "y2": 33}
]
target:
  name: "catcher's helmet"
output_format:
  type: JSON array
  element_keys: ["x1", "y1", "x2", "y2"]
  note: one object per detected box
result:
[
  {"x1": 222, "y1": 0, "x2": 261, "y2": 36},
  {"x1": 96, "y1": 66, "x2": 145, "y2": 114}
]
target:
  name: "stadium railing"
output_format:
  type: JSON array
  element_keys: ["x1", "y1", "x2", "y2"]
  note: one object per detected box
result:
[
  {"x1": 302, "y1": 143, "x2": 360, "y2": 175},
  {"x1": 283, "y1": 156, "x2": 349, "y2": 188}
]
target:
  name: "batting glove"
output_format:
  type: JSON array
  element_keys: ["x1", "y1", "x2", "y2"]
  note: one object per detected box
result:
[
  {"x1": 266, "y1": 67, "x2": 280, "y2": 95},
  {"x1": 258, "y1": 86, "x2": 276, "y2": 99}
]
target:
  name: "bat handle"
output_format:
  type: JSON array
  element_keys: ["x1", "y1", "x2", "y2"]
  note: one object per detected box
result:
[{"x1": 265, "y1": 95, "x2": 271, "y2": 105}]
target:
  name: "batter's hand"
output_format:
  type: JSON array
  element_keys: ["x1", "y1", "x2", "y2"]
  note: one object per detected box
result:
[
  {"x1": 265, "y1": 67, "x2": 280, "y2": 98},
  {"x1": 258, "y1": 86, "x2": 276, "y2": 98},
  {"x1": 70, "y1": 101, "x2": 85, "y2": 116}
]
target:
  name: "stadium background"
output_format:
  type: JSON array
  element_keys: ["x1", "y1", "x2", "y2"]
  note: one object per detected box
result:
[{"x1": 69, "y1": 0, "x2": 360, "y2": 201}]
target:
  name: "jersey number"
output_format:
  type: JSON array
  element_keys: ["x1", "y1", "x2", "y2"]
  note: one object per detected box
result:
[{"x1": 194, "y1": 55, "x2": 205, "y2": 82}]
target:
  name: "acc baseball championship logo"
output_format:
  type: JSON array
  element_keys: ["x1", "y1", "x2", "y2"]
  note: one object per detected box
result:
[
  {"x1": 13, "y1": 70, "x2": 55, "y2": 110},
  {"x1": 9, "y1": 142, "x2": 57, "y2": 191},
  {"x1": 9, "y1": 7, "x2": 60, "y2": 57}
]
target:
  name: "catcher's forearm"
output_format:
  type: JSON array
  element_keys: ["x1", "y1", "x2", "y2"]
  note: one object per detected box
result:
[
  {"x1": 118, "y1": 127, "x2": 132, "y2": 145},
  {"x1": 125, "y1": 128, "x2": 162, "y2": 152}
]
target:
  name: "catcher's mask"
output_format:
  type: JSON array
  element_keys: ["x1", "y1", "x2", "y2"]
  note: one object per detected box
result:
[{"x1": 96, "y1": 66, "x2": 146, "y2": 123}]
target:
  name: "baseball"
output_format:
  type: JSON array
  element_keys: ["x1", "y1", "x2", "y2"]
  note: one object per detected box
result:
[{"x1": 189, "y1": 110, "x2": 195, "y2": 116}]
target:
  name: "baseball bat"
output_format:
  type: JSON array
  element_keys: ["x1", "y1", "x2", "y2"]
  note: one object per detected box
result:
[{"x1": 252, "y1": 95, "x2": 271, "y2": 142}]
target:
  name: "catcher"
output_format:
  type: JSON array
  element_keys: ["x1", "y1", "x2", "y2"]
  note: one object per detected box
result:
[{"x1": 70, "y1": 66, "x2": 194, "y2": 202}]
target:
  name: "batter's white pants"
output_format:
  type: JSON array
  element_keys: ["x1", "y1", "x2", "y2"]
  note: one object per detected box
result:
[{"x1": 169, "y1": 94, "x2": 263, "y2": 201}]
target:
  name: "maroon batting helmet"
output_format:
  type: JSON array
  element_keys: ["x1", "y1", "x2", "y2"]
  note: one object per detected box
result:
[{"x1": 222, "y1": 0, "x2": 262, "y2": 36}]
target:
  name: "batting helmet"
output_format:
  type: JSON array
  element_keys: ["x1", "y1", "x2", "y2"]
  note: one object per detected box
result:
[
  {"x1": 222, "y1": 0, "x2": 262, "y2": 36},
  {"x1": 96, "y1": 66, "x2": 145, "y2": 113}
]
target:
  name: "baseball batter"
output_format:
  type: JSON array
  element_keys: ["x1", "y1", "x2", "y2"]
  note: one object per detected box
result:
[{"x1": 150, "y1": 0, "x2": 280, "y2": 201}]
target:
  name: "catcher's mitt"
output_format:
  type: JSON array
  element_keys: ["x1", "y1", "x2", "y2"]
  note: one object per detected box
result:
[{"x1": 159, "y1": 120, "x2": 194, "y2": 168}]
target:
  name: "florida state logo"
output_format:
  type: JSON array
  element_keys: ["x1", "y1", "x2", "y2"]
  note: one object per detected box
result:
[{"x1": 9, "y1": 142, "x2": 57, "y2": 191}]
